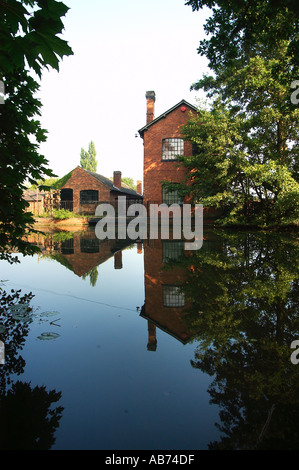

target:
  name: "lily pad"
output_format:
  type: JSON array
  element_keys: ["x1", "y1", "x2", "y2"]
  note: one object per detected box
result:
[
  {"x1": 37, "y1": 332, "x2": 60, "y2": 341},
  {"x1": 0, "y1": 325, "x2": 6, "y2": 333},
  {"x1": 11, "y1": 314, "x2": 32, "y2": 322},
  {"x1": 39, "y1": 311, "x2": 60, "y2": 318},
  {"x1": 9, "y1": 304, "x2": 31, "y2": 314}
]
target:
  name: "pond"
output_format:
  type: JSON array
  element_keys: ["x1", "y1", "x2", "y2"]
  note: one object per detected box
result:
[{"x1": 0, "y1": 227, "x2": 298, "y2": 451}]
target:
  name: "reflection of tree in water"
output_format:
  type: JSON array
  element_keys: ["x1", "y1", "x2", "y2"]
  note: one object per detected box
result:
[
  {"x1": 82, "y1": 266, "x2": 99, "y2": 287},
  {"x1": 0, "y1": 381, "x2": 63, "y2": 450},
  {"x1": 181, "y1": 231, "x2": 299, "y2": 449},
  {"x1": 0, "y1": 288, "x2": 64, "y2": 450}
]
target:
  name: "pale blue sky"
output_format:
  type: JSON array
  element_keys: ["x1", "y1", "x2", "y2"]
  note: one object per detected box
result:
[{"x1": 38, "y1": 0, "x2": 210, "y2": 183}]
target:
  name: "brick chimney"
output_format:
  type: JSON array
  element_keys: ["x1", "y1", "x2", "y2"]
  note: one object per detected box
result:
[
  {"x1": 136, "y1": 180, "x2": 142, "y2": 195},
  {"x1": 146, "y1": 91, "x2": 155, "y2": 124},
  {"x1": 114, "y1": 251, "x2": 123, "y2": 269},
  {"x1": 147, "y1": 321, "x2": 157, "y2": 351},
  {"x1": 113, "y1": 171, "x2": 122, "y2": 189}
]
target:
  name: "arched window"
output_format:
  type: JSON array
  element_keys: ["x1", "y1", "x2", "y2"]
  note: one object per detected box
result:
[{"x1": 162, "y1": 138, "x2": 184, "y2": 160}]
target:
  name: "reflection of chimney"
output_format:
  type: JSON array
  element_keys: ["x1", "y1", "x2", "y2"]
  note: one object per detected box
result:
[
  {"x1": 146, "y1": 91, "x2": 155, "y2": 124},
  {"x1": 113, "y1": 171, "x2": 122, "y2": 189},
  {"x1": 114, "y1": 251, "x2": 123, "y2": 269},
  {"x1": 137, "y1": 241, "x2": 143, "y2": 254},
  {"x1": 136, "y1": 180, "x2": 142, "y2": 195},
  {"x1": 147, "y1": 320, "x2": 157, "y2": 351}
]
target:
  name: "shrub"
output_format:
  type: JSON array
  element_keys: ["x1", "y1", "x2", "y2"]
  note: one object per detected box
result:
[{"x1": 52, "y1": 209, "x2": 74, "y2": 219}]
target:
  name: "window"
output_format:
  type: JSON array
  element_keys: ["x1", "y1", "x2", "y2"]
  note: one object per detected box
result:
[
  {"x1": 80, "y1": 237, "x2": 100, "y2": 253},
  {"x1": 163, "y1": 285, "x2": 185, "y2": 307},
  {"x1": 162, "y1": 138, "x2": 184, "y2": 160},
  {"x1": 60, "y1": 188, "x2": 73, "y2": 201},
  {"x1": 162, "y1": 241, "x2": 185, "y2": 262},
  {"x1": 80, "y1": 190, "x2": 99, "y2": 203},
  {"x1": 162, "y1": 184, "x2": 183, "y2": 205},
  {"x1": 61, "y1": 238, "x2": 74, "y2": 255}
]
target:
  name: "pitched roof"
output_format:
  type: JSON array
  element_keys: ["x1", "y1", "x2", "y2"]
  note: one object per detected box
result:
[
  {"x1": 84, "y1": 169, "x2": 142, "y2": 197},
  {"x1": 23, "y1": 189, "x2": 46, "y2": 201},
  {"x1": 138, "y1": 99, "x2": 197, "y2": 138},
  {"x1": 57, "y1": 167, "x2": 142, "y2": 198}
]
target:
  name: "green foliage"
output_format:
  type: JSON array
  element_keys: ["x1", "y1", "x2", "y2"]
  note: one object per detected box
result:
[
  {"x1": 0, "y1": 0, "x2": 73, "y2": 77},
  {"x1": 51, "y1": 209, "x2": 75, "y2": 219},
  {"x1": 26, "y1": 177, "x2": 60, "y2": 190},
  {"x1": 82, "y1": 266, "x2": 99, "y2": 287},
  {"x1": 119, "y1": 177, "x2": 136, "y2": 190},
  {"x1": 51, "y1": 170, "x2": 74, "y2": 189},
  {"x1": 181, "y1": 1, "x2": 299, "y2": 226},
  {"x1": 181, "y1": 98, "x2": 299, "y2": 225},
  {"x1": 80, "y1": 141, "x2": 97, "y2": 172},
  {"x1": 37, "y1": 209, "x2": 84, "y2": 219},
  {"x1": 47, "y1": 231, "x2": 75, "y2": 242},
  {"x1": 177, "y1": 230, "x2": 299, "y2": 449},
  {"x1": 185, "y1": 0, "x2": 298, "y2": 73},
  {"x1": 0, "y1": 0, "x2": 73, "y2": 262}
]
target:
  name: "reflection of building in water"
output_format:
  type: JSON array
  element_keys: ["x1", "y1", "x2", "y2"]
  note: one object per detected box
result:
[
  {"x1": 141, "y1": 239, "x2": 196, "y2": 351},
  {"x1": 27, "y1": 230, "x2": 133, "y2": 278}
]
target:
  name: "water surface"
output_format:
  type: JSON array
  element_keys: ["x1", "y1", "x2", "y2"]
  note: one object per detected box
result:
[{"x1": 0, "y1": 228, "x2": 298, "y2": 450}]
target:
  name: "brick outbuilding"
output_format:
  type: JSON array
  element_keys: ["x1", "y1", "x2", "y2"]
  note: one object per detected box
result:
[
  {"x1": 138, "y1": 91, "x2": 197, "y2": 205},
  {"x1": 58, "y1": 166, "x2": 143, "y2": 214}
]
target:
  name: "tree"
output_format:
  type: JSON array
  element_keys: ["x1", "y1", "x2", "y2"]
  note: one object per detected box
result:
[
  {"x1": 185, "y1": 0, "x2": 299, "y2": 73},
  {"x1": 0, "y1": 0, "x2": 73, "y2": 263},
  {"x1": 26, "y1": 177, "x2": 60, "y2": 190},
  {"x1": 121, "y1": 177, "x2": 136, "y2": 190},
  {"x1": 180, "y1": 93, "x2": 299, "y2": 225},
  {"x1": 172, "y1": 229, "x2": 299, "y2": 448},
  {"x1": 80, "y1": 140, "x2": 97, "y2": 172},
  {"x1": 179, "y1": 0, "x2": 299, "y2": 225}
]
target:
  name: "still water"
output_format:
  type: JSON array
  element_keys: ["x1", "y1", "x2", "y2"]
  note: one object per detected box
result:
[{"x1": 0, "y1": 227, "x2": 298, "y2": 450}]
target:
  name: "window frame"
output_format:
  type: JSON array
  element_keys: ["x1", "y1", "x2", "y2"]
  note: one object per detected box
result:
[
  {"x1": 80, "y1": 190, "x2": 99, "y2": 204},
  {"x1": 162, "y1": 184, "x2": 183, "y2": 205},
  {"x1": 162, "y1": 285, "x2": 185, "y2": 308},
  {"x1": 162, "y1": 138, "x2": 184, "y2": 161}
]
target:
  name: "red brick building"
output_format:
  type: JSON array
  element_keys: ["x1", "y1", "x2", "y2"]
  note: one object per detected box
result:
[
  {"x1": 59, "y1": 166, "x2": 143, "y2": 214},
  {"x1": 138, "y1": 91, "x2": 197, "y2": 205},
  {"x1": 140, "y1": 238, "x2": 198, "y2": 350}
]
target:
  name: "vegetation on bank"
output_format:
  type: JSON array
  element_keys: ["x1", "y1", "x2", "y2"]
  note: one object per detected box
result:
[{"x1": 36, "y1": 209, "x2": 87, "y2": 220}]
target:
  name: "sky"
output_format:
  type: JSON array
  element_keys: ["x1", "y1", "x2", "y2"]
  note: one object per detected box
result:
[{"x1": 37, "y1": 0, "x2": 211, "y2": 184}]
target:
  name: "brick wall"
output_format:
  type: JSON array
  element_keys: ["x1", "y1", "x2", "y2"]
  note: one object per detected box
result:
[
  {"x1": 142, "y1": 239, "x2": 194, "y2": 348},
  {"x1": 143, "y1": 104, "x2": 196, "y2": 203}
]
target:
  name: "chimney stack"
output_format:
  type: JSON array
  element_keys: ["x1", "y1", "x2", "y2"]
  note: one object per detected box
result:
[
  {"x1": 114, "y1": 251, "x2": 123, "y2": 269},
  {"x1": 113, "y1": 171, "x2": 122, "y2": 189},
  {"x1": 146, "y1": 91, "x2": 155, "y2": 124},
  {"x1": 147, "y1": 321, "x2": 157, "y2": 351},
  {"x1": 136, "y1": 180, "x2": 142, "y2": 195}
]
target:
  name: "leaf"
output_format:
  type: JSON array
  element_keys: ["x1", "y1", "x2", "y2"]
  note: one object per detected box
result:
[
  {"x1": 37, "y1": 332, "x2": 60, "y2": 340},
  {"x1": 9, "y1": 303, "x2": 31, "y2": 314},
  {"x1": 39, "y1": 310, "x2": 60, "y2": 317}
]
